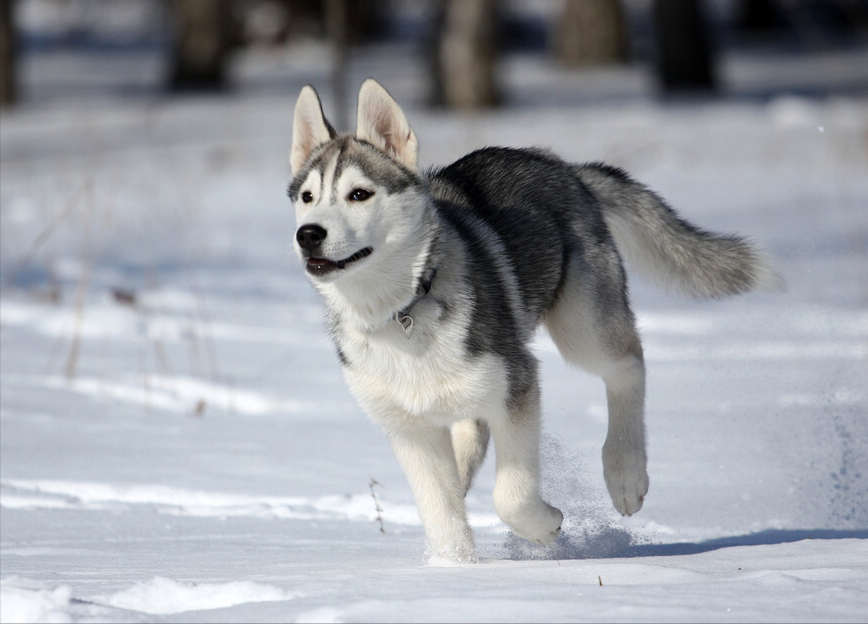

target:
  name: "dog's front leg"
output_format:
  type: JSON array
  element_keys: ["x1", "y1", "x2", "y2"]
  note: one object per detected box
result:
[
  {"x1": 388, "y1": 425, "x2": 477, "y2": 563},
  {"x1": 489, "y1": 389, "x2": 563, "y2": 545}
]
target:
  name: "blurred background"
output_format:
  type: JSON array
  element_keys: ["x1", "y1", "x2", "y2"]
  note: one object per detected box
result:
[{"x1": 1, "y1": 0, "x2": 867, "y2": 114}]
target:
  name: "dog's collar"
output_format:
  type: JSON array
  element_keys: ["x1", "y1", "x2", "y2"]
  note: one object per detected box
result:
[{"x1": 392, "y1": 266, "x2": 437, "y2": 338}]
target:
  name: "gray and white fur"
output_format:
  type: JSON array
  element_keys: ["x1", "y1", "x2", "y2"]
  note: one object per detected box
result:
[{"x1": 288, "y1": 79, "x2": 781, "y2": 564}]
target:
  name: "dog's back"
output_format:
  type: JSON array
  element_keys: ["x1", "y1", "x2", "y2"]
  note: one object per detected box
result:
[
  {"x1": 428, "y1": 147, "x2": 612, "y2": 328},
  {"x1": 430, "y1": 147, "x2": 781, "y2": 320}
]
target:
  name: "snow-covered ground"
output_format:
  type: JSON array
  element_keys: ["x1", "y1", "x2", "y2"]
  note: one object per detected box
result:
[{"x1": 2, "y1": 37, "x2": 868, "y2": 622}]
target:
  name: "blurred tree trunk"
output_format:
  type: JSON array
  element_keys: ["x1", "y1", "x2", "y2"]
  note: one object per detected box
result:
[
  {"x1": 326, "y1": 0, "x2": 349, "y2": 130},
  {"x1": 553, "y1": 0, "x2": 628, "y2": 66},
  {"x1": 653, "y1": 0, "x2": 717, "y2": 91},
  {"x1": 169, "y1": 0, "x2": 234, "y2": 91},
  {"x1": 0, "y1": 0, "x2": 15, "y2": 106},
  {"x1": 431, "y1": 0, "x2": 501, "y2": 109},
  {"x1": 736, "y1": 0, "x2": 786, "y2": 32}
]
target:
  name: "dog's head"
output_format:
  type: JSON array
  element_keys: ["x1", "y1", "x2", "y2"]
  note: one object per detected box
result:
[{"x1": 288, "y1": 79, "x2": 427, "y2": 285}]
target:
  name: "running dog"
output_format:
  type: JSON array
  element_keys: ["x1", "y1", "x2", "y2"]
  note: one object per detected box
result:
[{"x1": 288, "y1": 79, "x2": 780, "y2": 563}]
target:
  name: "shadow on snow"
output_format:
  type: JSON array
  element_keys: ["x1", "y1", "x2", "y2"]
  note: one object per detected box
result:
[{"x1": 503, "y1": 527, "x2": 868, "y2": 561}]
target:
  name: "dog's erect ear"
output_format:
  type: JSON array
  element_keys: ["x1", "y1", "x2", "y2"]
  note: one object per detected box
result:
[
  {"x1": 291, "y1": 85, "x2": 337, "y2": 174},
  {"x1": 356, "y1": 79, "x2": 418, "y2": 171}
]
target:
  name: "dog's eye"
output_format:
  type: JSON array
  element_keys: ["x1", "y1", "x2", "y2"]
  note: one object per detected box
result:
[
  {"x1": 348, "y1": 188, "x2": 373, "y2": 202},
  {"x1": 301, "y1": 191, "x2": 313, "y2": 203}
]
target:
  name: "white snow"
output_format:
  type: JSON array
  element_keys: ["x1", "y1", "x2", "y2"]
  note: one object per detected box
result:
[
  {"x1": 2, "y1": 30, "x2": 868, "y2": 624},
  {"x1": 1, "y1": 580, "x2": 74, "y2": 624},
  {"x1": 98, "y1": 577, "x2": 296, "y2": 615}
]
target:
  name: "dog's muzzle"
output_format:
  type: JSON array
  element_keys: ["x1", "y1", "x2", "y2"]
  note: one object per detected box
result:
[{"x1": 296, "y1": 224, "x2": 373, "y2": 276}]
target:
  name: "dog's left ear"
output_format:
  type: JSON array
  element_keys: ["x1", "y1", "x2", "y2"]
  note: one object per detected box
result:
[
  {"x1": 291, "y1": 85, "x2": 337, "y2": 174},
  {"x1": 356, "y1": 79, "x2": 418, "y2": 171}
]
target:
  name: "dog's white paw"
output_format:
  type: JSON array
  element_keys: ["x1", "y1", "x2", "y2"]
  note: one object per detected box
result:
[
  {"x1": 515, "y1": 513, "x2": 563, "y2": 546},
  {"x1": 497, "y1": 499, "x2": 564, "y2": 545},
  {"x1": 602, "y1": 442, "x2": 649, "y2": 516},
  {"x1": 423, "y1": 518, "x2": 479, "y2": 564},
  {"x1": 427, "y1": 539, "x2": 478, "y2": 565}
]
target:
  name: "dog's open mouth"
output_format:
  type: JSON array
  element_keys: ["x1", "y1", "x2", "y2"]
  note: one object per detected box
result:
[{"x1": 306, "y1": 247, "x2": 373, "y2": 275}]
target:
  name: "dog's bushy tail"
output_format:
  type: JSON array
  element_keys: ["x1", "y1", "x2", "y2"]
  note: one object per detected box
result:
[{"x1": 576, "y1": 163, "x2": 783, "y2": 299}]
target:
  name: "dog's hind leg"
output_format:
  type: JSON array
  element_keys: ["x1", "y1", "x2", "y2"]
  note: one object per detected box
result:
[
  {"x1": 452, "y1": 419, "x2": 490, "y2": 496},
  {"x1": 599, "y1": 353, "x2": 647, "y2": 516},
  {"x1": 488, "y1": 380, "x2": 564, "y2": 544},
  {"x1": 388, "y1": 424, "x2": 478, "y2": 563},
  {"x1": 543, "y1": 253, "x2": 649, "y2": 516}
]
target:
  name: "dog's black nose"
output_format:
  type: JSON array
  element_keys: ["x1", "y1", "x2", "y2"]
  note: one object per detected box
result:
[{"x1": 296, "y1": 224, "x2": 327, "y2": 252}]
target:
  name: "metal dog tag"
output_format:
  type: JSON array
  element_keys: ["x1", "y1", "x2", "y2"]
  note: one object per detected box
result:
[{"x1": 397, "y1": 315, "x2": 414, "y2": 338}]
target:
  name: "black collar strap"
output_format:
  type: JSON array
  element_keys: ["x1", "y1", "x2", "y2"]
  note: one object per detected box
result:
[{"x1": 392, "y1": 267, "x2": 437, "y2": 338}]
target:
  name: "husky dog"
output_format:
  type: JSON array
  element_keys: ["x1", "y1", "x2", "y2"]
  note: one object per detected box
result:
[{"x1": 289, "y1": 79, "x2": 780, "y2": 563}]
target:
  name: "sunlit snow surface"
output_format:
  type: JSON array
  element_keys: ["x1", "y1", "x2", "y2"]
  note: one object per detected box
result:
[{"x1": 2, "y1": 40, "x2": 868, "y2": 622}]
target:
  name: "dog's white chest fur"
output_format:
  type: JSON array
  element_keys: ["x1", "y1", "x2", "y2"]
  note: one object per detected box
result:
[{"x1": 339, "y1": 305, "x2": 506, "y2": 427}]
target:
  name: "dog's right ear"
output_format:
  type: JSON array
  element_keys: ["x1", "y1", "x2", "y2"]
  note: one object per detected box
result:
[
  {"x1": 291, "y1": 86, "x2": 337, "y2": 174},
  {"x1": 356, "y1": 79, "x2": 418, "y2": 171}
]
